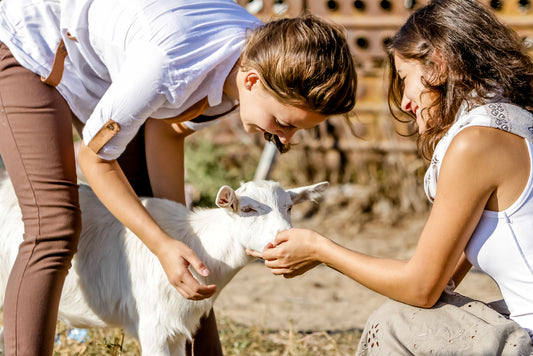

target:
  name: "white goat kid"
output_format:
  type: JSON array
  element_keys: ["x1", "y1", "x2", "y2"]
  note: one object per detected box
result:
[{"x1": 0, "y1": 177, "x2": 328, "y2": 356}]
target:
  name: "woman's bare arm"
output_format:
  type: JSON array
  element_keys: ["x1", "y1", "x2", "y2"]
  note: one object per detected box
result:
[
  {"x1": 257, "y1": 127, "x2": 509, "y2": 307},
  {"x1": 78, "y1": 142, "x2": 216, "y2": 300}
]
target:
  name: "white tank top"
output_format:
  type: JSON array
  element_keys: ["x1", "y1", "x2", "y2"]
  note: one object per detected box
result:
[{"x1": 425, "y1": 102, "x2": 533, "y2": 338}]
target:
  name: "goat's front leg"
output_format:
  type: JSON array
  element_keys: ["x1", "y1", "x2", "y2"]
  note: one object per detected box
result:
[
  {"x1": 168, "y1": 335, "x2": 187, "y2": 356},
  {"x1": 137, "y1": 322, "x2": 173, "y2": 356}
]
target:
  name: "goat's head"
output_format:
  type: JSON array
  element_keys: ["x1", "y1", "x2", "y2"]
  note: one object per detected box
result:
[{"x1": 215, "y1": 180, "x2": 329, "y2": 252}]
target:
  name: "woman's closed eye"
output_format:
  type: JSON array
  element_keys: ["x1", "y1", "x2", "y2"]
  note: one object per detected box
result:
[
  {"x1": 274, "y1": 119, "x2": 284, "y2": 128},
  {"x1": 274, "y1": 118, "x2": 294, "y2": 129}
]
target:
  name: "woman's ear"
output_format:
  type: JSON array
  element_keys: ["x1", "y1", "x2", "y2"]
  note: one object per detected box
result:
[
  {"x1": 243, "y1": 70, "x2": 261, "y2": 90},
  {"x1": 431, "y1": 49, "x2": 447, "y2": 84}
]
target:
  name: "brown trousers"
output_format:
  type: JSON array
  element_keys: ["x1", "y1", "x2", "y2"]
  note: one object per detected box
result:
[{"x1": 0, "y1": 43, "x2": 221, "y2": 355}]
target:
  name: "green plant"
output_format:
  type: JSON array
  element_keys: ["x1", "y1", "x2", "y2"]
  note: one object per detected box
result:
[{"x1": 184, "y1": 140, "x2": 260, "y2": 207}]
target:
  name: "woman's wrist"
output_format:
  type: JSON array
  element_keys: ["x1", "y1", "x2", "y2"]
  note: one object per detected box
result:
[
  {"x1": 147, "y1": 230, "x2": 175, "y2": 257},
  {"x1": 314, "y1": 233, "x2": 341, "y2": 267},
  {"x1": 309, "y1": 230, "x2": 330, "y2": 263}
]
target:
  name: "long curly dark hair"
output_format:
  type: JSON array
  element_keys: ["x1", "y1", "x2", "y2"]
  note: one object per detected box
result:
[{"x1": 387, "y1": 0, "x2": 533, "y2": 159}]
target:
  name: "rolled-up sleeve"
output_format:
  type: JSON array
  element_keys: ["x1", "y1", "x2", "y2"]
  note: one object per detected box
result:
[{"x1": 82, "y1": 42, "x2": 168, "y2": 161}]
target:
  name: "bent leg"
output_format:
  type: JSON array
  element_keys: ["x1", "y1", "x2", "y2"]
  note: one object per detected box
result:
[
  {"x1": 357, "y1": 291, "x2": 533, "y2": 356},
  {"x1": 0, "y1": 43, "x2": 81, "y2": 356}
]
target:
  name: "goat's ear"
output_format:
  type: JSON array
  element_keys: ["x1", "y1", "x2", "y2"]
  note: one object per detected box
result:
[
  {"x1": 216, "y1": 186, "x2": 238, "y2": 211},
  {"x1": 288, "y1": 181, "x2": 329, "y2": 205}
]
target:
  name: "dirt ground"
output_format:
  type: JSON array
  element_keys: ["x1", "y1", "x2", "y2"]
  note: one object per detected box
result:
[{"x1": 214, "y1": 205, "x2": 503, "y2": 335}]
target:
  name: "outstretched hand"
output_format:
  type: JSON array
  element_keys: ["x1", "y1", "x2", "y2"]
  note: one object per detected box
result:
[
  {"x1": 157, "y1": 239, "x2": 217, "y2": 300},
  {"x1": 247, "y1": 228, "x2": 322, "y2": 278}
]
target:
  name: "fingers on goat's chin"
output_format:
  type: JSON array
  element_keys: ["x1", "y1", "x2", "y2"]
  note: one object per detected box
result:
[{"x1": 246, "y1": 249, "x2": 262, "y2": 258}]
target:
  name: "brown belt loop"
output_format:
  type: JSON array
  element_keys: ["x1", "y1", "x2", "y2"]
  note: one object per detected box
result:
[
  {"x1": 65, "y1": 32, "x2": 78, "y2": 42},
  {"x1": 41, "y1": 38, "x2": 68, "y2": 87},
  {"x1": 87, "y1": 119, "x2": 121, "y2": 154},
  {"x1": 163, "y1": 97, "x2": 209, "y2": 124}
]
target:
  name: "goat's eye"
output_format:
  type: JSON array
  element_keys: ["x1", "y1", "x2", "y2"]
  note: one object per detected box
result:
[
  {"x1": 287, "y1": 206, "x2": 293, "y2": 213},
  {"x1": 241, "y1": 207, "x2": 256, "y2": 213}
]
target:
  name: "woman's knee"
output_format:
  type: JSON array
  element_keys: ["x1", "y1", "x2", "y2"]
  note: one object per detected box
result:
[{"x1": 19, "y1": 183, "x2": 82, "y2": 262}]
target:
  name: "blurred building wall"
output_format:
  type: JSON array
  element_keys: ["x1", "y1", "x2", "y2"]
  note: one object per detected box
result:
[{"x1": 236, "y1": 0, "x2": 533, "y2": 147}]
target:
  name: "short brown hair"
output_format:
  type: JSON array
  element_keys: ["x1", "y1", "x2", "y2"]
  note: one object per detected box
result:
[
  {"x1": 241, "y1": 14, "x2": 357, "y2": 152},
  {"x1": 242, "y1": 14, "x2": 356, "y2": 116}
]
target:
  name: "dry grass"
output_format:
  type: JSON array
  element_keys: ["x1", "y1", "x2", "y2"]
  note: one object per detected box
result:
[
  {"x1": 217, "y1": 317, "x2": 361, "y2": 356},
  {"x1": 51, "y1": 322, "x2": 138, "y2": 355},
  {"x1": 45, "y1": 316, "x2": 360, "y2": 355}
]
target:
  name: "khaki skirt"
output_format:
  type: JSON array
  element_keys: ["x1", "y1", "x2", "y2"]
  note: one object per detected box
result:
[{"x1": 357, "y1": 290, "x2": 533, "y2": 356}]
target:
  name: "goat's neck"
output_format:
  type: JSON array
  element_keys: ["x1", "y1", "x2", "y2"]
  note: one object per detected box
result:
[{"x1": 188, "y1": 209, "x2": 254, "y2": 287}]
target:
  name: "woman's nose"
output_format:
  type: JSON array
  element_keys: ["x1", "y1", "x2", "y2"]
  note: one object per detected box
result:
[
  {"x1": 277, "y1": 128, "x2": 297, "y2": 144},
  {"x1": 401, "y1": 95, "x2": 412, "y2": 113}
]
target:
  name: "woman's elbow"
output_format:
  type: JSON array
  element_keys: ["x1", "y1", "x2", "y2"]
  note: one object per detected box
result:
[
  {"x1": 412, "y1": 295, "x2": 440, "y2": 309},
  {"x1": 401, "y1": 264, "x2": 448, "y2": 308},
  {"x1": 408, "y1": 285, "x2": 443, "y2": 308},
  {"x1": 77, "y1": 143, "x2": 91, "y2": 168},
  {"x1": 77, "y1": 143, "x2": 113, "y2": 177}
]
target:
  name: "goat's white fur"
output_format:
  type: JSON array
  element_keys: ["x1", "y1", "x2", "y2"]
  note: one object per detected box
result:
[{"x1": 0, "y1": 176, "x2": 328, "y2": 355}]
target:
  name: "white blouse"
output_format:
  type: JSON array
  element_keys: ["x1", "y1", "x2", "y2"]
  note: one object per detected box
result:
[{"x1": 0, "y1": 0, "x2": 262, "y2": 160}]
